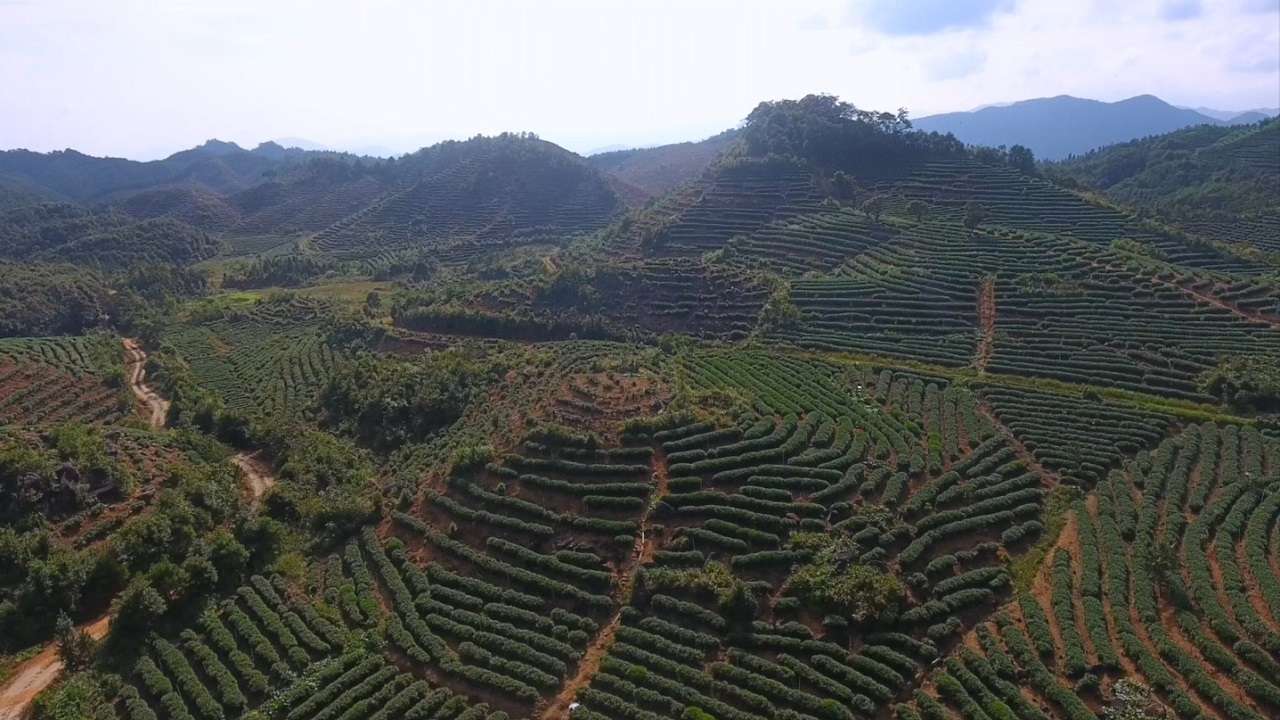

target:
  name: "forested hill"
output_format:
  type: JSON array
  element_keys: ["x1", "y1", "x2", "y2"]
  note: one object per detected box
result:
[
  {"x1": 119, "y1": 133, "x2": 626, "y2": 257},
  {"x1": 1050, "y1": 118, "x2": 1279, "y2": 217},
  {"x1": 1, "y1": 134, "x2": 625, "y2": 272},
  {"x1": 1049, "y1": 118, "x2": 1280, "y2": 252},
  {"x1": 0, "y1": 140, "x2": 322, "y2": 203}
]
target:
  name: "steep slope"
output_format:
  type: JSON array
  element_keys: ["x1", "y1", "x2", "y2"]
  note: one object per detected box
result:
[
  {"x1": 0, "y1": 203, "x2": 219, "y2": 269},
  {"x1": 112, "y1": 134, "x2": 626, "y2": 254},
  {"x1": 0, "y1": 177, "x2": 57, "y2": 212},
  {"x1": 588, "y1": 129, "x2": 740, "y2": 197},
  {"x1": 1051, "y1": 119, "x2": 1280, "y2": 243},
  {"x1": 916, "y1": 95, "x2": 1239, "y2": 160},
  {"x1": 311, "y1": 134, "x2": 624, "y2": 261}
]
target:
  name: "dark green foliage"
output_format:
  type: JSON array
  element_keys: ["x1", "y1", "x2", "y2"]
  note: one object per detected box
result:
[
  {"x1": 0, "y1": 203, "x2": 218, "y2": 270},
  {"x1": 783, "y1": 544, "x2": 903, "y2": 621},
  {"x1": 0, "y1": 262, "x2": 111, "y2": 337},
  {"x1": 740, "y1": 94, "x2": 965, "y2": 176},
  {"x1": 319, "y1": 351, "x2": 486, "y2": 452},
  {"x1": 1051, "y1": 118, "x2": 1280, "y2": 221},
  {"x1": 252, "y1": 421, "x2": 377, "y2": 532},
  {"x1": 1200, "y1": 353, "x2": 1280, "y2": 413}
]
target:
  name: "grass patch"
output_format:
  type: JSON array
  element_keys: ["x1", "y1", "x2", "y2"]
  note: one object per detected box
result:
[{"x1": 0, "y1": 645, "x2": 44, "y2": 685}]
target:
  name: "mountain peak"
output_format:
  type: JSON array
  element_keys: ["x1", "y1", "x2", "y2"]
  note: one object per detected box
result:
[
  {"x1": 915, "y1": 94, "x2": 1228, "y2": 159},
  {"x1": 193, "y1": 139, "x2": 244, "y2": 155}
]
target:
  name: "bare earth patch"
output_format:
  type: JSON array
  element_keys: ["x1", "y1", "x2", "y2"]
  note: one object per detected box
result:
[
  {"x1": 122, "y1": 338, "x2": 170, "y2": 428},
  {"x1": 0, "y1": 616, "x2": 109, "y2": 720}
]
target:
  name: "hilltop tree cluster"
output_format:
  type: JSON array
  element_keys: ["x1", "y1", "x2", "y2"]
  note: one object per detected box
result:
[{"x1": 740, "y1": 94, "x2": 966, "y2": 176}]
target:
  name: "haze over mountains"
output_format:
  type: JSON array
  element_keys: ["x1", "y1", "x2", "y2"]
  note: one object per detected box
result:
[
  {"x1": 3, "y1": 93, "x2": 1277, "y2": 214},
  {"x1": 914, "y1": 95, "x2": 1279, "y2": 161}
]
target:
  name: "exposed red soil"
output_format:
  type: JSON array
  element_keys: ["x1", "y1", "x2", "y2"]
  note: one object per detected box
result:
[
  {"x1": 0, "y1": 359, "x2": 120, "y2": 426},
  {"x1": 1081, "y1": 497, "x2": 1142, "y2": 683},
  {"x1": 547, "y1": 371, "x2": 673, "y2": 432},
  {"x1": 1027, "y1": 510, "x2": 1078, "y2": 669},
  {"x1": 536, "y1": 448, "x2": 669, "y2": 720},
  {"x1": 122, "y1": 338, "x2": 169, "y2": 428},
  {"x1": 1158, "y1": 600, "x2": 1256, "y2": 716},
  {"x1": 231, "y1": 451, "x2": 277, "y2": 506},
  {"x1": 0, "y1": 616, "x2": 109, "y2": 720},
  {"x1": 1120, "y1": 543, "x2": 1223, "y2": 720}
]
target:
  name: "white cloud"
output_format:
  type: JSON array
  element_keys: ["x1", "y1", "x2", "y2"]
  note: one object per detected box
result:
[
  {"x1": 846, "y1": 0, "x2": 1016, "y2": 36},
  {"x1": 0, "y1": 0, "x2": 1275, "y2": 158},
  {"x1": 1158, "y1": 0, "x2": 1203, "y2": 21},
  {"x1": 798, "y1": 13, "x2": 830, "y2": 30},
  {"x1": 924, "y1": 49, "x2": 988, "y2": 80}
]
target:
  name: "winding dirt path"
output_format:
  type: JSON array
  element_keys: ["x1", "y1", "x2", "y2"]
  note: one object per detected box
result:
[
  {"x1": 537, "y1": 448, "x2": 669, "y2": 720},
  {"x1": 0, "y1": 616, "x2": 109, "y2": 720},
  {"x1": 231, "y1": 451, "x2": 277, "y2": 505},
  {"x1": 122, "y1": 338, "x2": 169, "y2": 428},
  {"x1": 1166, "y1": 278, "x2": 1280, "y2": 330},
  {"x1": 973, "y1": 276, "x2": 996, "y2": 373},
  {"x1": 977, "y1": 400, "x2": 1062, "y2": 486},
  {"x1": 1027, "y1": 510, "x2": 1078, "y2": 668}
]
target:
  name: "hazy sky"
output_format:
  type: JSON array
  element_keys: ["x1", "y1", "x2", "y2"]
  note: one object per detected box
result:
[{"x1": 2, "y1": 0, "x2": 1278, "y2": 159}]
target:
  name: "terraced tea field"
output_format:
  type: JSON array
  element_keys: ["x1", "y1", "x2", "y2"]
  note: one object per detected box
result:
[
  {"x1": 0, "y1": 335, "x2": 130, "y2": 426},
  {"x1": 897, "y1": 422, "x2": 1279, "y2": 720},
  {"x1": 163, "y1": 297, "x2": 342, "y2": 417},
  {"x1": 736, "y1": 218, "x2": 1280, "y2": 400},
  {"x1": 5, "y1": 109, "x2": 1278, "y2": 720}
]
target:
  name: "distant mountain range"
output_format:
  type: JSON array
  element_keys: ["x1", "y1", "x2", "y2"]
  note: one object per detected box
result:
[
  {"x1": 1180, "y1": 106, "x2": 1280, "y2": 123},
  {"x1": 272, "y1": 138, "x2": 397, "y2": 157},
  {"x1": 0, "y1": 139, "x2": 317, "y2": 204},
  {"x1": 915, "y1": 95, "x2": 1278, "y2": 161}
]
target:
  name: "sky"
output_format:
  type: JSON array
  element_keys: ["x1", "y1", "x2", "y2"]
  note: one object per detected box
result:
[{"x1": 1, "y1": 0, "x2": 1278, "y2": 159}]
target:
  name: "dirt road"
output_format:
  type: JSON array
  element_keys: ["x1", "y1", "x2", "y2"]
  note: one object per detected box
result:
[
  {"x1": 231, "y1": 451, "x2": 277, "y2": 504},
  {"x1": 122, "y1": 338, "x2": 169, "y2": 428},
  {"x1": 0, "y1": 616, "x2": 109, "y2": 720}
]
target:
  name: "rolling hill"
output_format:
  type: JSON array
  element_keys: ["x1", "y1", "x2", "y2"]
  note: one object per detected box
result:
[
  {"x1": 0, "y1": 140, "x2": 316, "y2": 204},
  {"x1": 1, "y1": 94, "x2": 1278, "y2": 720},
  {"x1": 4, "y1": 134, "x2": 626, "y2": 274},
  {"x1": 1051, "y1": 118, "x2": 1280, "y2": 249}
]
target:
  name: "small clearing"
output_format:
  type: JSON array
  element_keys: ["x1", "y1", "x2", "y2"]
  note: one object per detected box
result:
[
  {"x1": 122, "y1": 338, "x2": 169, "y2": 428},
  {"x1": 0, "y1": 616, "x2": 109, "y2": 720},
  {"x1": 231, "y1": 451, "x2": 277, "y2": 505}
]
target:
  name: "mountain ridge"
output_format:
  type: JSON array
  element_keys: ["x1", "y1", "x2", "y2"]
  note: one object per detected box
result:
[{"x1": 915, "y1": 94, "x2": 1264, "y2": 160}]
